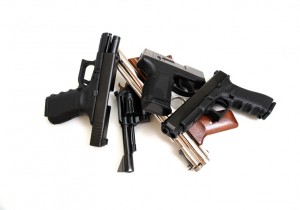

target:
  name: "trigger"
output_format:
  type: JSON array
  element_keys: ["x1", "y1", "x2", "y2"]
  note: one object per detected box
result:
[
  {"x1": 205, "y1": 109, "x2": 223, "y2": 122},
  {"x1": 178, "y1": 79, "x2": 194, "y2": 93},
  {"x1": 205, "y1": 99, "x2": 229, "y2": 122},
  {"x1": 172, "y1": 78, "x2": 195, "y2": 97}
]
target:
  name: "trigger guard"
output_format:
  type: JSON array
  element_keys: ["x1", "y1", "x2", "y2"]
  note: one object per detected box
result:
[
  {"x1": 172, "y1": 79, "x2": 195, "y2": 97},
  {"x1": 205, "y1": 99, "x2": 230, "y2": 122},
  {"x1": 78, "y1": 60, "x2": 96, "y2": 88},
  {"x1": 205, "y1": 109, "x2": 222, "y2": 122}
]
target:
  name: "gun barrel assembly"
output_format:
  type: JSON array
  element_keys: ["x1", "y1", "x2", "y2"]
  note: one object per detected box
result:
[
  {"x1": 115, "y1": 85, "x2": 150, "y2": 172},
  {"x1": 45, "y1": 32, "x2": 276, "y2": 172}
]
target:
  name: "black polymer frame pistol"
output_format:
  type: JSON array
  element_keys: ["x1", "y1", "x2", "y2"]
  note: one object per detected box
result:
[
  {"x1": 136, "y1": 49, "x2": 206, "y2": 116},
  {"x1": 162, "y1": 70, "x2": 276, "y2": 138},
  {"x1": 45, "y1": 32, "x2": 120, "y2": 147}
]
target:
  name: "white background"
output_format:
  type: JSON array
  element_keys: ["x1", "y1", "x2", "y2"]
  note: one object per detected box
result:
[{"x1": 0, "y1": 0, "x2": 299, "y2": 209}]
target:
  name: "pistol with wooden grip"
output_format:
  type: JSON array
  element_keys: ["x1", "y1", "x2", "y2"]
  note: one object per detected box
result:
[
  {"x1": 162, "y1": 71, "x2": 276, "y2": 139},
  {"x1": 129, "y1": 57, "x2": 238, "y2": 146},
  {"x1": 118, "y1": 50, "x2": 239, "y2": 171},
  {"x1": 118, "y1": 51, "x2": 208, "y2": 171}
]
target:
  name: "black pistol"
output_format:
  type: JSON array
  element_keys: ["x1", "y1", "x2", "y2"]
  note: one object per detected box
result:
[
  {"x1": 45, "y1": 32, "x2": 120, "y2": 147},
  {"x1": 115, "y1": 85, "x2": 150, "y2": 172},
  {"x1": 136, "y1": 49, "x2": 205, "y2": 116},
  {"x1": 161, "y1": 70, "x2": 276, "y2": 138}
]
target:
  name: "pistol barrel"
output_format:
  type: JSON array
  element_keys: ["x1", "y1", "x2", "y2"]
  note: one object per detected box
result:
[{"x1": 118, "y1": 124, "x2": 135, "y2": 172}]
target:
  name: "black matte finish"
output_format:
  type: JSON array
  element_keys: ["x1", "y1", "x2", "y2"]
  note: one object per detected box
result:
[
  {"x1": 161, "y1": 71, "x2": 276, "y2": 138},
  {"x1": 115, "y1": 85, "x2": 150, "y2": 173},
  {"x1": 137, "y1": 49, "x2": 205, "y2": 116},
  {"x1": 45, "y1": 33, "x2": 120, "y2": 147}
]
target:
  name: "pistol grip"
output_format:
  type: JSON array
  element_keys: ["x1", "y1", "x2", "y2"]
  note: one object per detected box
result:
[
  {"x1": 188, "y1": 110, "x2": 238, "y2": 145},
  {"x1": 229, "y1": 83, "x2": 275, "y2": 119},
  {"x1": 45, "y1": 89, "x2": 83, "y2": 124},
  {"x1": 141, "y1": 76, "x2": 172, "y2": 116}
]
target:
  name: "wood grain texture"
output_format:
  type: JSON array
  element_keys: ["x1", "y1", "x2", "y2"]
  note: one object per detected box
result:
[{"x1": 187, "y1": 110, "x2": 238, "y2": 145}]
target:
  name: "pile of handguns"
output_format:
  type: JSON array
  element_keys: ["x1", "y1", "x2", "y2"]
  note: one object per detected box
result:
[{"x1": 45, "y1": 33, "x2": 276, "y2": 172}]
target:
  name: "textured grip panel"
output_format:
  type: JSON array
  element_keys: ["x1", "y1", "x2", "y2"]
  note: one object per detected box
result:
[
  {"x1": 230, "y1": 84, "x2": 275, "y2": 119},
  {"x1": 141, "y1": 76, "x2": 172, "y2": 115},
  {"x1": 45, "y1": 89, "x2": 82, "y2": 124},
  {"x1": 90, "y1": 121, "x2": 107, "y2": 146},
  {"x1": 90, "y1": 106, "x2": 111, "y2": 147},
  {"x1": 232, "y1": 100, "x2": 260, "y2": 115}
]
